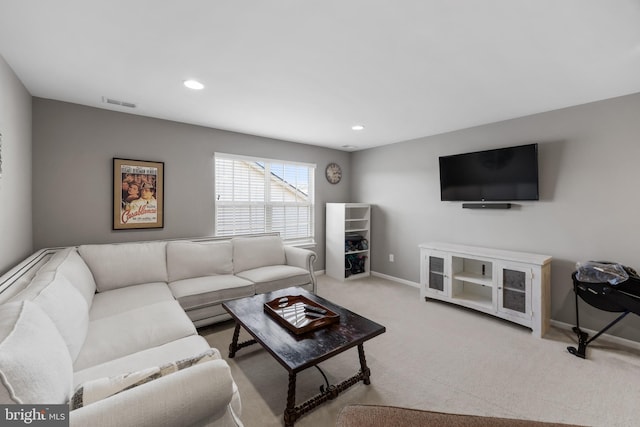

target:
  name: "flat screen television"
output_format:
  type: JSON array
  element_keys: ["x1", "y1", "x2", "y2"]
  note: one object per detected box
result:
[{"x1": 439, "y1": 143, "x2": 539, "y2": 201}]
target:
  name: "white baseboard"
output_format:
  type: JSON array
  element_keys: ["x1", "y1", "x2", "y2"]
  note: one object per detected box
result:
[
  {"x1": 550, "y1": 319, "x2": 640, "y2": 352},
  {"x1": 371, "y1": 271, "x2": 420, "y2": 288}
]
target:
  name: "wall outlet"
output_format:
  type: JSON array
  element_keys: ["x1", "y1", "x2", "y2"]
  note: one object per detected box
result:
[{"x1": 389, "y1": 254, "x2": 394, "y2": 262}]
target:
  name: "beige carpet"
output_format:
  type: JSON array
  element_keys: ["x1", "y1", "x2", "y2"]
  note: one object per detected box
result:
[{"x1": 199, "y1": 275, "x2": 640, "y2": 427}]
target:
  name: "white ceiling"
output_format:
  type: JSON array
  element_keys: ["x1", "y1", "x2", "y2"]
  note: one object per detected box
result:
[{"x1": 1, "y1": 1, "x2": 639, "y2": 151}]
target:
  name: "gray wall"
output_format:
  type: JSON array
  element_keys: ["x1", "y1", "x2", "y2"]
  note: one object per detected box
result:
[
  {"x1": 352, "y1": 92, "x2": 640, "y2": 342},
  {"x1": 0, "y1": 55, "x2": 32, "y2": 275},
  {"x1": 21, "y1": 87, "x2": 640, "y2": 342},
  {"x1": 32, "y1": 98, "x2": 351, "y2": 270}
]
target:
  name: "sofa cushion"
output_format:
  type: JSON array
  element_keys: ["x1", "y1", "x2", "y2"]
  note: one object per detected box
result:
[
  {"x1": 73, "y1": 336, "x2": 214, "y2": 386},
  {"x1": 169, "y1": 275, "x2": 254, "y2": 311},
  {"x1": 232, "y1": 235, "x2": 286, "y2": 273},
  {"x1": 0, "y1": 301, "x2": 73, "y2": 404},
  {"x1": 36, "y1": 248, "x2": 96, "y2": 307},
  {"x1": 78, "y1": 241, "x2": 168, "y2": 292},
  {"x1": 166, "y1": 240, "x2": 233, "y2": 282},
  {"x1": 10, "y1": 273, "x2": 89, "y2": 363},
  {"x1": 89, "y1": 282, "x2": 174, "y2": 321},
  {"x1": 236, "y1": 265, "x2": 311, "y2": 294},
  {"x1": 34, "y1": 276, "x2": 89, "y2": 363},
  {"x1": 74, "y1": 300, "x2": 196, "y2": 371},
  {"x1": 70, "y1": 348, "x2": 219, "y2": 409}
]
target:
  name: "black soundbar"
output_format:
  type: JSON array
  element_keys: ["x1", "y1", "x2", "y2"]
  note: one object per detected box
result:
[{"x1": 462, "y1": 203, "x2": 512, "y2": 209}]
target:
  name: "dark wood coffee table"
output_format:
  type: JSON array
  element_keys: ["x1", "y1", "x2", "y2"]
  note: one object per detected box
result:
[{"x1": 222, "y1": 287, "x2": 386, "y2": 427}]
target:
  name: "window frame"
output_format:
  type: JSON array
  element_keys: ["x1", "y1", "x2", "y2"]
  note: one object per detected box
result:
[{"x1": 214, "y1": 152, "x2": 316, "y2": 245}]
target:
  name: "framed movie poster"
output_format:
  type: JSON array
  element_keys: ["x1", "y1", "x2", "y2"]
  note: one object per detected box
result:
[{"x1": 113, "y1": 158, "x2": 164, "y2": 230}]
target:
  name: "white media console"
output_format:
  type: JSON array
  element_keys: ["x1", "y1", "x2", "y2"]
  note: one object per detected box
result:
[{"x1": 419, "y1": 242, "x2": 552, "y2": 338}]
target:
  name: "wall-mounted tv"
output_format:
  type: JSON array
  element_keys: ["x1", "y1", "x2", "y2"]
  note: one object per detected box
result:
[{"x1": 439, "y1": 143, "x2": 539, "y2": 202}]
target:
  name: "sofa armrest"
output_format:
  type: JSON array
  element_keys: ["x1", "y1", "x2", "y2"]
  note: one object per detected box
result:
[
  {"x1": 284, "y1": 246, "x2": 317, "y2": 293},
  {"x1": 70, "y1": 360, "x2": 239, "y2": 427}
]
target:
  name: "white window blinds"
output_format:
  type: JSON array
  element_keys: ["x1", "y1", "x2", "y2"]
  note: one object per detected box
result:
[{"x1": 215, "y1": 153, "x2": 315, "y2": 243}]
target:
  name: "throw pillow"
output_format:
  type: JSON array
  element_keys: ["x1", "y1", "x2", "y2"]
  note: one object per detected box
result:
[
  {"x1": 69, "y1": 348, "x2": 217, "y2": 409},
  {"x1": 232, "y1": 235, "x2": 285, "y2": 273},
  {"x1": 0, "y1": 301, "x2": 74, "y2": 404}
]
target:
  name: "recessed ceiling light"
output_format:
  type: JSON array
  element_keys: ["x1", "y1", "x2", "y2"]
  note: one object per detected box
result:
[
  {"x1": 351, "y1": 125, "x2": 365, "y2": 131},
  {"x1": 183, "y1": 79, "x2": 204, "y2": 90}
]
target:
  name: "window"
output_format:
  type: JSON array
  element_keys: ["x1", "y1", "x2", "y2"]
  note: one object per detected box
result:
[{"x1": 214, "y1": 153, "x2": 315, "y2": 243}]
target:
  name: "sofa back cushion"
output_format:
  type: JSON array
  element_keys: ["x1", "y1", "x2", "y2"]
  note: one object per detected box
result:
[
  {"x1": 0, "y1": 301, "x2": 73, "y2": 404},
  {"x1": 10, "y1": 272, "x2": 89, "y2": 362},
  {"x1": 233, "y1": 236, "x2": 286, "y2": 273},
  {"x1": 36, "y1": 248, "x2": 96, "y2": 307},
  {"x1": 78, "y1": 241, "x2": 168, "y2": 292},
  {"x1": 166, "y1": 241, "x2": 233, "y2": 282}
]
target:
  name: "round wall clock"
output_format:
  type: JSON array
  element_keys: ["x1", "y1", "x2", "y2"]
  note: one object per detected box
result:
[{"x1": 325, "y1": 163, "x2": 342, "y2": 184}]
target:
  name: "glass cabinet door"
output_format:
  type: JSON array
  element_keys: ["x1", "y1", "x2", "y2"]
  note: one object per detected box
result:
[
  {"x1": 429, "y1": 256, "x2": 445, "y2": 291},
  {"x1": 497, "y1": 263, "x2": 532, "y2": 318},
  {"x1": 426, "y1": 253, "x2": 448, "y2": 295}
]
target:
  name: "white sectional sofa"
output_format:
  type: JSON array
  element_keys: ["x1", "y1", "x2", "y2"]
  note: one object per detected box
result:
[{"x1": 0, "y1": 234, "x2": 317, "y2": 427}]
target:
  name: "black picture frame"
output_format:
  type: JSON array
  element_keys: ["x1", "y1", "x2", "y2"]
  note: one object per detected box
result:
[{"x1": 113, "y1": 158, "x2": 164, "y2": 230}]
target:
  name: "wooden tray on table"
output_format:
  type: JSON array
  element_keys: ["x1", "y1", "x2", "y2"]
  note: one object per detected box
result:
[{"x1": 264, "y1": 295, "x2": 340, "y2": 335}]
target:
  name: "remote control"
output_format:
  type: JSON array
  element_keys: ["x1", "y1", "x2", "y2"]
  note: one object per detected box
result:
[
  {"x1": 305, "y1": 311, "x2": 324, "y2": 319},
  {"x1": 304, "y1": 305, "x2": 327, "y2": 315}
]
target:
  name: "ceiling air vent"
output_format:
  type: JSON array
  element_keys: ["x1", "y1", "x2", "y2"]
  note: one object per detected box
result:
[{"x1": 102, "y1": 96, "x2": 136, "y2": 108}]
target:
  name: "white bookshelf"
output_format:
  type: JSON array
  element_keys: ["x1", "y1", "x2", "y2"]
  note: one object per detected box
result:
[{"x1": 326, "y1": 203, "x2": 371, "y2": 281}]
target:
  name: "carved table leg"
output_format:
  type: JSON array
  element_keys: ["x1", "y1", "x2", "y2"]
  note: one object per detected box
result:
[
  {"x1": 284, "y1": 371, "x2": 297, "y2": 427},
  {"x1": 357, "y1": 344, "x2": 371, "y2": 385},
  {"x1": 279, "y1": 345, "x2": 374, "y2": 425},
  {"x1": 228, "y1": 322, "x2": 241, "y2": 358}
]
